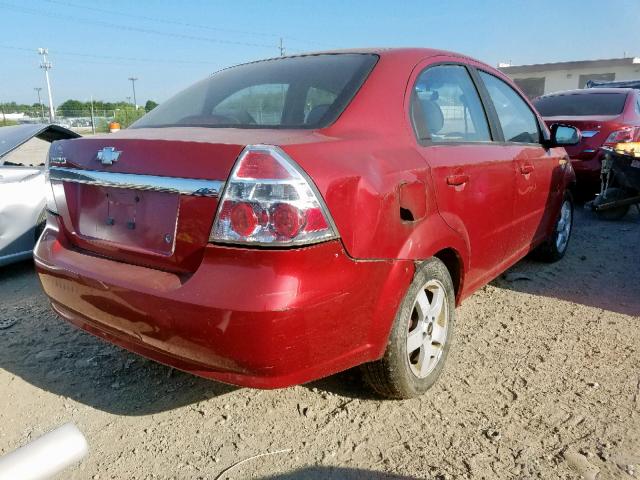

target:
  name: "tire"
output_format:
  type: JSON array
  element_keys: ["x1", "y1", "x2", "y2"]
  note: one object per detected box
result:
[
  {"x1": 361, "y1": 257, "x2": 456, "y2": 399},
  {"x1": 594, "y1": 187, "x2": 630, "y2": 221},
  {"x1": 533, "y1": 192, "x2": 573, "y2": 263}
]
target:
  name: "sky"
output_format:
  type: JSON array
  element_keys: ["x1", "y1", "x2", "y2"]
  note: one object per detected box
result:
[{"x1": 2, "y1": 0, "x2": 640, "y2": 107}]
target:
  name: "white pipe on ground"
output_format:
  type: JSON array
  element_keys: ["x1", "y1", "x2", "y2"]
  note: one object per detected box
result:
[{"x1": 0, "y1": 423, "x2": 88, "y2": 480}]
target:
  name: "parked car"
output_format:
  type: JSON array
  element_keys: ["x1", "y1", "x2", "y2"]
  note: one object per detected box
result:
[
  {"x1": 586, "y1": 79, "x2": 640, "y2": 90},
  {"x1": 533, "y1": 88, "x2": 640, "y2": 194},
  {"x1": 35, "y1": 49, "x2": 578, "y2": 398},
  {"x1": 0, "y1": 124, "x2": 79, "y2": 266}
]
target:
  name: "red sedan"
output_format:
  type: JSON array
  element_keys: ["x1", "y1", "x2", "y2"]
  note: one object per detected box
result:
[
  {"x1": 534, "y1": 87, "x2": 640, "y2": 194},
  {"x1": 35, "y1": 49, "x2": 578, "y2": 398}
]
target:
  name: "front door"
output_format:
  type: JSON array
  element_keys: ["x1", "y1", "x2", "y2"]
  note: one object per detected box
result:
[{"x1": 476, "y1": 70, "x2": 565, "y2": 259}]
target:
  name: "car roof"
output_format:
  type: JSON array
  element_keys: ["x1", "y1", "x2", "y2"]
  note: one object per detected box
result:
[
  {"x1": 539, "y1": 88, "x2": 634, "y2": 98},
  {"x1": 233, "y1": 47, "x2": 492, "y2": 71}
]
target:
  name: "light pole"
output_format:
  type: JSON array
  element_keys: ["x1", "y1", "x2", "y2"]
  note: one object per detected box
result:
[
  {"x1": 34, "y1": 87, "x2": 45, "y2": 121},
  {"x1": 38, "y1": 48, "x2": 55, "y2": 122},
  {"x1": 128, "y1": 77, "x2": 138, "y2": 109},
  {"x1": 90, "y1": 95, "x2": 96, "y2": 135}
]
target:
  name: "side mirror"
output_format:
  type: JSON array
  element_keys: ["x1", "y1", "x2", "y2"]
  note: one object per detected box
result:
[{"x1": 549, "y1": 123, "x2": 581, "y2": 146}]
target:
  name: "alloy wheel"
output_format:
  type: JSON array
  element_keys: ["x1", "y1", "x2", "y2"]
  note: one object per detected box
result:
[
  {"x1": 555, "y1": 199, "x2": 572, "y2": 253},
  {"x1": 406, "y1": 279, "x2": 449, "y2": 379}
]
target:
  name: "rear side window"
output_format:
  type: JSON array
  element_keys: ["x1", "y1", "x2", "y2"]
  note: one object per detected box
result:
[
  {"x1": 411, "y1": 65, "x2": 491, "y2": 142},
  {"x1": 132, "y1": 54, "x2": 378, "y2": 129},
  {"x1": 480, "y1": 72, "x2": 540, "y2": 144},
  {"x1": 533, "y1": 92, "x2": 628, "y2": 116}
]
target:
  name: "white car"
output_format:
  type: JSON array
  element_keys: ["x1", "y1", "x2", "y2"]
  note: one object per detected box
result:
[{"x1": 0, "y1": 124, "x2": 79, "y2": 266}]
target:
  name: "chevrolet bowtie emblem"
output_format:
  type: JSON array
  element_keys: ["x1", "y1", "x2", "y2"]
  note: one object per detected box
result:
[{"x1": 97, "y1": 147, "x2": 122, "y2": 165}]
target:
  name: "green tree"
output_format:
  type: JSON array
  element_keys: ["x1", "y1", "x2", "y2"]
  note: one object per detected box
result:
[
  {"x1": 145, "y1": 100, "x2": 158, "y2": 112},
  {"x1": 114, "y1": 105, "x2": 145, "y2": 128},
  {"x1": 0, "y1": 102, "x2": 39, "y2": 117},
  {"x1": 58, "y1": 99, "x2": 89, "y2": 117}
]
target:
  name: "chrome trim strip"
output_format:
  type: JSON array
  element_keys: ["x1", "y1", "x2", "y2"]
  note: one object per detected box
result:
[{"x1": 48, "y1": 167, "x2": 224, "y2": 197}]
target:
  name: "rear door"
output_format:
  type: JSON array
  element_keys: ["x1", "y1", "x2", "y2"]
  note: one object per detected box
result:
[
  {"x1": 476, "y1": 70, "x2": 565, "y2": 257},
  {"x1": 410, "y1": 60, "x2": 516, "y2": 289}
]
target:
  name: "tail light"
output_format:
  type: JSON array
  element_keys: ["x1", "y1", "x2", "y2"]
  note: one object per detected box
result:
[
  {"x1": 209, "y1": 145, "x2": 338, "y2": 246},
  {"x1": 604, "y1": 127, "x2": 640, "y2": 145}
]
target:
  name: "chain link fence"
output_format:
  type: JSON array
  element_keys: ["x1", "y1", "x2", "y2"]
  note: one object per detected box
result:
[{"x1": 2, "y1": 108, "x2": 147, "y2": 134}]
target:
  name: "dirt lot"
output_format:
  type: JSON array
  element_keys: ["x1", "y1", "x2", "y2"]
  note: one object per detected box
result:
[{"x1": 1, "y1": 206, "x2": 639, "y2": 480}]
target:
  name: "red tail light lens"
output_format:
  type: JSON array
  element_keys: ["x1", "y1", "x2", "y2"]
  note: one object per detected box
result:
[
  {"x1": 235, "y1": 151, "x2": 291, "y2": 179},
  {"x1": 210, "y1": 145, "x2": 338, "y2": 246},
  {"x1": 604, "y1": 127, "x2": 639, "y2": 145},
  {"x1": 271, "y1": 203, "x2": 303, "y2": 238},
  {"x1": 229, "y1": 202, "x2": 258, "y2": 236}
]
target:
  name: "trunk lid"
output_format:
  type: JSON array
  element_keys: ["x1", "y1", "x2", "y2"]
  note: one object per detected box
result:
[
  {"x1": 543, "y1": 115, "x2": 625, "y2": 160},
  {"x1": 49, "y1": 128, "x2": 321, "y2": 273},
  {"x1": 51, "y1": 130, "x2": 244, "y2": 273}
]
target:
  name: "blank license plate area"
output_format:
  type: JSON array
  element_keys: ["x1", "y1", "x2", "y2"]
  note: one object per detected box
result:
[{"x1": 76, "y1": 185, "x2": 179, "y2": 255}]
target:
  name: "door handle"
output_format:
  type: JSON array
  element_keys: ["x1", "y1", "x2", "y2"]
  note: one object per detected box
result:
[
  {"x1": 520, "y1": 164, "x2": 534, "y2": 175},
  {"x1": 446, "y1": 174, "x2": 469, "y2": 186}
]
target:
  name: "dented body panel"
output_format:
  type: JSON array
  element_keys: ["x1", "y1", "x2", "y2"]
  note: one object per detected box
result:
[{"x1": 36, "y1": 214, "x2": 413, "y2": 387}]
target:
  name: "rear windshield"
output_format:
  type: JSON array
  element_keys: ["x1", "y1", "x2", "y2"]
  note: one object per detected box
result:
[
  {"x1": 533, "y1": 92, "x2": 627, "y2": 116},
  {"x1": 132, "y1": 54, "x2": 378, "y2": 129}
]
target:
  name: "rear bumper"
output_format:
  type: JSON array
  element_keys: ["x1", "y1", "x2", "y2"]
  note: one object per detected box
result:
[
  {"x1": 570, "y1": 155, "x2": 602, "y2": 191},
  {"x1": 34, "y1": 215, "x2": 412, "y2": 388}
]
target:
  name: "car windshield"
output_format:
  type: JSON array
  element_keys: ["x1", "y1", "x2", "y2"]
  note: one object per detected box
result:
[
  {"x1": 132, "y1": 54, "x2": 378, "y2": 130},
  {"x1": 533, "y1": 92, "x2": 627, "y2": 116}
]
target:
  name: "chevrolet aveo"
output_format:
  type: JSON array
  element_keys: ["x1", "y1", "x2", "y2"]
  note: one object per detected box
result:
[{"x1": 35, "y1": 49, "x2": 579, "y2": 398}]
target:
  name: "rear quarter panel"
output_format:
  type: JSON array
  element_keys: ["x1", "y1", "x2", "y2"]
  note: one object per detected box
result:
[
  {"x1": 285, "y1": 138, "x2": 467, "y2": 262},
  {"x1": 283, "y1": 52, "x2": 471, "y2": 295}
]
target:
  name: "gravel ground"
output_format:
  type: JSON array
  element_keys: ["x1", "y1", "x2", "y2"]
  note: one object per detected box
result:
[{"x1": 1, "y1": 206, "x2": 639, "y2": 480}]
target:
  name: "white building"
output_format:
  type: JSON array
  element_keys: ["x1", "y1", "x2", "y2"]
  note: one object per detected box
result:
[
  {"x1": 1, "y1": 112, "x2": 28, "y2": 121},
  {"x1": 499, "y1": 57, "x2": 640, "y2": 98}
]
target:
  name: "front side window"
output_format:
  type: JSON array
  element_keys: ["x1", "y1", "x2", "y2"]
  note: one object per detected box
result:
[
  {"x1": 411, "y1": 65, "x2": 491, "y2": 142},
  {"x1": 304, "y1": 87, "x2": 338, "y2": 124},
  {"x1": 479, "y1": 71, "x2": 540, "y2": 144},
  {"x1": 132, "y1": 54, "x2": 377, "y2": 129}
]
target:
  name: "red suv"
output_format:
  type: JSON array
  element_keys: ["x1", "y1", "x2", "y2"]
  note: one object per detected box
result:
[
  {"x1": 534, "y1": 88, "x2": 640, "y2": 193},
  {"x1": 35, "y1": 49, "x2": 578, "y2": 398}
]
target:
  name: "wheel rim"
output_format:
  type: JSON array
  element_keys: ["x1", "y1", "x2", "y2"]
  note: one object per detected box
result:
[
  {"x1": 406, "y1": 279, "x2": 449, "y2": 379},
  {"x1": 555, "y1": 199, "x2": 572, "y2": 252}
]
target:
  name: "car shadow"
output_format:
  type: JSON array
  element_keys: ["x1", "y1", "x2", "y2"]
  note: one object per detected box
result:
[
  {"x1": 495, "y1": 201, "x2": 640, "y2": 317},
  {"x1": 4, "y1": 192, "x2": 635, "y2": 417},
  {"x1": 259, "y1": 467, "x2": 419, "y2": 479},
  {"x1": 0, "y1": 261, "x2": 382, "y2": 414},
  {"x1": 304, "y1": 367, "x2": 379, "y2": 400},
  {"x1": 0, "y1": 260, "x2": 237, "y2": 417}
]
